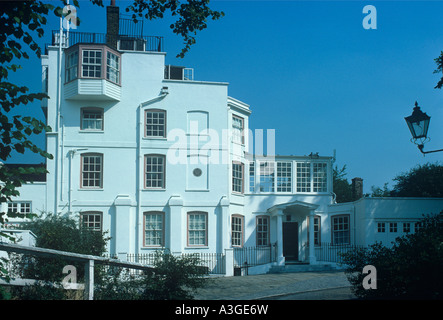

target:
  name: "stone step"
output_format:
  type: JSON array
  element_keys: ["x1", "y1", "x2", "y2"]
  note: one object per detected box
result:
[{"x1": 268, "y1": 263, "x2": 337, "y2": 274}]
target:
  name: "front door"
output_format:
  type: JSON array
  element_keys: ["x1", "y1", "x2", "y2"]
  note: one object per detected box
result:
[{"x1": 283, "y1": 222, "x2": 299, "y2": 261}]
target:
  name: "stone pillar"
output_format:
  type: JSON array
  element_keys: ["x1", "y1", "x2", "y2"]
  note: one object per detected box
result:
[
  {"x1": 308, "y1": 211, "x2": 317, "y2": 264},
  {"x1": 276, "y1": 209, "x2": 285, "y2": 265},
  {"x1": 224, "y1": 248, "x2": 234, "y2": 276},
  {"x1": 168, "y1": 195, "x2": 183, "y2": 253}
]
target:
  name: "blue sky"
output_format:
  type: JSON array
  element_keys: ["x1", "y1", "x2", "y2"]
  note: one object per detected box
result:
[{"x1": 8, "y1": 0, "x2": 443, "y2": 193}]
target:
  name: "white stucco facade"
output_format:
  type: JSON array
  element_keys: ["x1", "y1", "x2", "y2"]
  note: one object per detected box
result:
[{"x1": 2, "y1": 5, "x2": 443, "y2": 272}]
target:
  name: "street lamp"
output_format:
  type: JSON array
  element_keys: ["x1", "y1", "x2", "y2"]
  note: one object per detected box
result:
[{"x1": 405, "y1": 102, "x2": 443, "y2": 154}]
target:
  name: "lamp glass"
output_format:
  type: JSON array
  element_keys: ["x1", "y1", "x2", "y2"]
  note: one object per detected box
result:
[{"x1": 405, "y1": 104, "x2": 431, "y2": 139}]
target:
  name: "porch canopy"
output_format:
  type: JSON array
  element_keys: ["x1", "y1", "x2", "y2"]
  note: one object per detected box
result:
[{"x1": 267, "y1": 200, "x2": 319, "y2": 265}]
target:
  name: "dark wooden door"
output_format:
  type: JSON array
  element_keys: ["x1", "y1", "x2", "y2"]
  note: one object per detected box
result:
[{"x1": 283, "y1": 222, "x2": 298, "y2": 261}]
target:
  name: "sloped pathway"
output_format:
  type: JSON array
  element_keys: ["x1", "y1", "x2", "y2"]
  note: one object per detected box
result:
[{"x1": 194, "y1": 270, "x2": 355, "y2": 300}]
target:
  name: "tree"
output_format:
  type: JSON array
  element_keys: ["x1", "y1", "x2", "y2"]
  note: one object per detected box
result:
[
  {"x1": 369, "y1": 182, "x2": 391, "y2": 197},
  {"x1": 341, "y1": 211, "x2": 443, "y2": 299},
  {"x1": 125, "y1": 0, "x2": 225, "y2": 58},
  {"x1": 11, "y1": 213, "x2": 109, "y2": 281},
  {"x1": 0, "y1": 1, "x2": 54, "y2": 241},
  {"x1": 333, "y1": 165, "x2": 353, "y2": 203},
  {"x1": 434, "y1": 51, "x2": 443, "y2": 89},
  {"x1": 391, "y1": 162, "x2": 443, "y2": 198},
  {"x1": 6, "y1": 213, "x2": 109, "y2": 299}
]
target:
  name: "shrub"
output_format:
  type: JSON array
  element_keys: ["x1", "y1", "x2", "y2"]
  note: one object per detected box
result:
[{"x1": 341, "y1": 211, "x2": 443, "y2": 299}]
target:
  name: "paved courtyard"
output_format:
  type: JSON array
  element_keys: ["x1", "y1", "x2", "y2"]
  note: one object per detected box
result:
[{"x1": 194, "y1": 270, "x2": 356, "y2": 300}]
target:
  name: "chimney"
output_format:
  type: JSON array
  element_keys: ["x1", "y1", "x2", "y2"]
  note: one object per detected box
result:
[
  {"x1": 106, "y1": 1, "x2": 119, "y2": 49},
  {"x1": 351, "y1": 177, "x2": 363, "y2": 201}
]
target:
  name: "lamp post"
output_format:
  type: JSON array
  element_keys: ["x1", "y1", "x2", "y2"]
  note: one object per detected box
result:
[{"x1": 405, "y1": 102, "x2": 443, "y2": 154}]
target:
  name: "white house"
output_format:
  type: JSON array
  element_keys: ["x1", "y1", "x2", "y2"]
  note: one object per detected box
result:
[{"x1": 2, "y1": 3, "x2": 442, "y2": 274}]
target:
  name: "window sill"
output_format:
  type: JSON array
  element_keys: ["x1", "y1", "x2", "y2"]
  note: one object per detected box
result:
[
  {"x1": 141, "y1": 246, "x2": 165, "y2": 250},
  {"x1": 79, "y1": 130, "x2": 104, "y2": 133},
  {"x1": 143, "y1": 137, "x2": 167, "y2": 140},
  {"x1": 185, "y1": 246, "x2": 209, "y2": 250},
  {"x1": 78, "y1": 188, "x2": 104, "y2": 191},
  {"x1": 142, "y1": 188, "x2": 166, "y2": 191}
]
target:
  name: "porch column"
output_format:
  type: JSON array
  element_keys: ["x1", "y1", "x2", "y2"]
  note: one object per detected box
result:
[
  {"x1": 276, "y1": 209, "x2": 285, "y2": 265},
  {"x1": 308, "y1": 210, "x2": 317, "y2": 264}
]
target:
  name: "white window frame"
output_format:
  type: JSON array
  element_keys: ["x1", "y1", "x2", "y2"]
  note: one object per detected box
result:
[
  {"x1": 332, "y1": 215, "x2": 350, "y2": 245},
  {"x1": 145, "y1": 154, "x2": 165, "y2": 189},
  {"x1": 106, "y1": 51, "x2": 120, "y2": 84},
  {"x1": 65, "y1": 50, "x2": 78, "y2": 82},
  {"x1": 81, "y1": 153, "x2": 103, "y2": 189},
  {"x1": 82, "y1": 49, "x2": 102, "y2": 78},
  {"x1": 7, "y1": 202, "x2": 31, "y2": 214},
  {"x1": 308, "y1": 215, "x2": 321, "y2": 246},
  {"x1": 296, "y1": 162, "x2": 311, "y2": 193},
  {"x1": 313, "y1": 163, "x2": 328, "y2": 192},
  {"x1": 249, "y1": 162, "x2": 255, "y2": 193},
  {"x1": 187, "y1": 211, "x2": 208, "y2": 247},
  {"x1": 231, "y1": 215, "x2": 244, "y2": 247},
  {"x1": 143, "y1": 212, "x2": 165, "y2": 247},
  {"x1": 258, "y1": 161, "x2": 274, "y2": 193},
  {"x1": 232, "y1": 115, "x2": 244, "y2": 145},
  {"x1": 276, "y1": 161, "x2": 292, "y2": 193},
  {"x1": 145, "y1": 109, "x2": 166, "y2": 138},
  {"x1": 81, "y1": 211, "x2": 102, "y2": 232},
  {"x1": 232, "y1": 162, "x2": 244, "y2": 194},
  {"x1": 403, "y1": 222, "x2": 411, "y2": 233},
  {"x1": 377, "y1": 222, "x2": 386, "y2": 233},
  {"x1": 81, "y1": 107, "x2": 104, "y2": 131},
  {"x1": 256, "y1": 216, "x2": 270, "y2": 246}
]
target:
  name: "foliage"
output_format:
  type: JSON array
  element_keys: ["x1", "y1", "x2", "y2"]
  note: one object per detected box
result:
[
  {"x1": 140, "y1": 251, "x2": 208, "y2": 300},
  {"x1": 0, "y1": 0, "x2": 54, "y2": 242},
  {"x1": 434, "y1": 50, "x2": 443, "y2": 89},
  {"x1": 94, "y1": 268, "x2": 144, "y2": 300},
  {"x1": 333, "y1": 165, "x2": 353, "y2": 203},
  {"x1": 11, "y1": 213, "x2": 109, "y2": 283},
  {"x1": 0, "y1": 283, "x2": 12, "y2": 300},
  {"x1": 9, "y1": 281, "x2": 66, "y2": 300},
  {"x1": 391, "y1": 162, "x2": 443, "y2": 198},
  {"x1": 125, "y1": 0, "x2": 224, "y2": 58},
  {"x1": 370, "y1": 182, "x2": 391, "y2": 197},
  {"x1": 94, "y1": 251, "x2": 209, "y2": 300},
  {"x1": 341, "y1": 211, "x2": 443, "y2": 299}
]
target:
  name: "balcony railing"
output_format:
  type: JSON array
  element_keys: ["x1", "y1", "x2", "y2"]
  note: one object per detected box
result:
[{"x1": 49, "y1": 30, "x2": 163, "y2": 52}]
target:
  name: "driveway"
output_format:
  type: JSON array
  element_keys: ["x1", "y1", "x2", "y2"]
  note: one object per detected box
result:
[{"x1": 194, "y1": 270, "x2": 356, "y2": 300}]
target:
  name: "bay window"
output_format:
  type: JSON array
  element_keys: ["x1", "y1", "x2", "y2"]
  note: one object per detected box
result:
[{"x1": 65, "y1": 44, "x2": 121, "y2": 84}]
